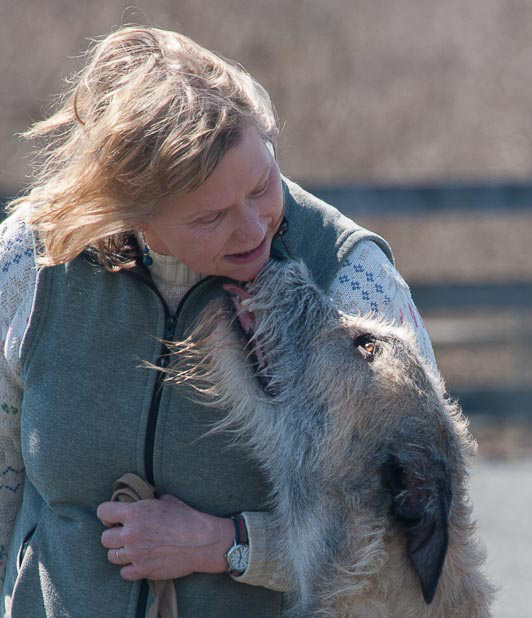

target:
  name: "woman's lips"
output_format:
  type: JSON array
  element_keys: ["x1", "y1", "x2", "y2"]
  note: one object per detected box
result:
[{"x1": 225, "y1": 237, "x2": 268, "y2": 264}]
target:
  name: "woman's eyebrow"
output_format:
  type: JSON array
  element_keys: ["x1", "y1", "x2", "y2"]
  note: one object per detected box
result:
[
  {"x1": 250, "y1": 164, "x2": 272, "y2": 193},
  {"x1": 186, "y1": 164, "x2": 273, "y2": 222}
]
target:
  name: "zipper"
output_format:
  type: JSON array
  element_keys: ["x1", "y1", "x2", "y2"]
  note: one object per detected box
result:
[
  {"x1": 143, "y1": 311, "x2": 177, "y2": 487},
  {"x1": 123, "y1": 268, "x2": 214, "y2": 618},
  {"x1": 142, "y1": 275, "x2": 215, "y2": 487}
]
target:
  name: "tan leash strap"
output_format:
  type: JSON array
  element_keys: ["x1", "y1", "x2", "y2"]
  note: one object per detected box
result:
[{"x1": 111, "y1": 473, "x2": 179, "y2": 618}]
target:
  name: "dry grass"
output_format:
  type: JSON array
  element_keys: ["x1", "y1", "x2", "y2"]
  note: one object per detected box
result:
[{"x1": 3, "y1": 0, "x2": 532, "y2": 189}]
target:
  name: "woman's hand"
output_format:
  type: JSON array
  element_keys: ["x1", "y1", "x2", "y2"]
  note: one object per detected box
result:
[{"x1": 96, "y1": 494, "x2": 235, "y2": 581}]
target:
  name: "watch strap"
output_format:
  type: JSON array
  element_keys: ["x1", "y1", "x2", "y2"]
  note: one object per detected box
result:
[
  {"x1": 231, "y1": 514, "x2": 248, "y2": 545},
  {"x1": 226, "y1": 514, "x2": 249, "y2": 576}
]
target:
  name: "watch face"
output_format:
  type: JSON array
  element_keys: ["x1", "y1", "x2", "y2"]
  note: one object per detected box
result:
[{"x1": 227, "y1": 544, "x2": 250, "y2": 572}]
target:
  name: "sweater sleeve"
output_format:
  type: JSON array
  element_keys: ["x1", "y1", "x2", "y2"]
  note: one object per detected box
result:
[
  {"x1": 235, "y1": 239, "x2": 438, "y2": 592},
  {"x1": 0, "y1": 214, "x2": 36, "y2": 592},
  {"x1": 234, "y1": 511, "x2": 293, "y2": 591},
  {"x1": 329, "y1": 240, "x2": 437, "y2": 370}
]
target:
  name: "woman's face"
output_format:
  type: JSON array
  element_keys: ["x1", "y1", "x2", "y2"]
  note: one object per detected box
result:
[{"x1": 142, "y1": 126, "x2": 284, "y2": 282}]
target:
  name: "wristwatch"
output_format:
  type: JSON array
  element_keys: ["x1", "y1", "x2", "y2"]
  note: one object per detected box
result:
[{"x1": 225, "y1": 514, "x2": 249, "y2": 576}]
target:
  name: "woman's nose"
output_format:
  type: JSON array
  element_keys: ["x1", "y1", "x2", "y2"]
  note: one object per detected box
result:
[{"x1": 235, "y1": 202, "x2": 267, "y2": 242}]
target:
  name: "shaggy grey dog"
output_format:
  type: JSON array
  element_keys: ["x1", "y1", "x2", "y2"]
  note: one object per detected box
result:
[{"x1": 169, "y1": 258, "x2": 494, "y2": 618}]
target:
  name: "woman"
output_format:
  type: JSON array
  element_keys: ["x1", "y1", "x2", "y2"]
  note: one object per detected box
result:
[{"x1": 0, "y1": 26, "x2": 436, "y2": 617}]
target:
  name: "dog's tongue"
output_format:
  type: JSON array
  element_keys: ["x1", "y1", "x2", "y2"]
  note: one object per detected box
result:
[
  {"x1": 223, "y1": 283, "x2": 254, "y2": 333},
  {"x1": 222, "y1": 283, "x2": 267, "y2": 370},
  {"x1": 223, "y1": 283, "x2": 252, "y2": 300}
]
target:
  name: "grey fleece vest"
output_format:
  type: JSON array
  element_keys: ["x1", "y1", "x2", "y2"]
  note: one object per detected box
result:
[{"x1": 1, "y1": 179, "x2": 393, "y2": 618}]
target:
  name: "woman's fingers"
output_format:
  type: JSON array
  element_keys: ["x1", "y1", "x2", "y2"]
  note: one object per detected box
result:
[
  {"x1": 96, "y1": 501, "x2": 130, "y2": 527},
  {"x1": 119, "y1": 563, "x2": 144, "y2": 581},
  {"x1": 97, "y1": 494, "x2": 234, "y2": 579},
  {"x1": 101, "y1": 525, "x2": 125, "y2": 549},
  {"x1": 107, "y1": 548, "x2": 147, "y2": 581},
  {"x1": 107, "y1": 546, "x2": 130, "y2": 566}
]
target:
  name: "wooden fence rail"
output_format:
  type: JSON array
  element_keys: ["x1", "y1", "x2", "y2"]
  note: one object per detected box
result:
[
  {"x1": 308, "y1": 181, "x2": 532, "y2": 215},
  {"x1": 410, "y1": 282, "x2": 532, "y2": 311},
  {"x1": 4, "y1": 180, "x2": 532, "y2": 215}
]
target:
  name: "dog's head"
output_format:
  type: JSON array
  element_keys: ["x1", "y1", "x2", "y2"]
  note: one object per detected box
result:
[{"x1": 168, "y1": 257, "x2": 476, "y2": 605}]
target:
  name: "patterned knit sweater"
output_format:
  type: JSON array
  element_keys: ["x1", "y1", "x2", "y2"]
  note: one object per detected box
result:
[{"x1": 0, "y1": 212, "x2": 436, "y2": 592}]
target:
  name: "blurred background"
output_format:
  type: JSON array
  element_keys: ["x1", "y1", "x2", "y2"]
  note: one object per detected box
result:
[{"x1": 1, "y1": 1, "x2": 531, "y2": 615}]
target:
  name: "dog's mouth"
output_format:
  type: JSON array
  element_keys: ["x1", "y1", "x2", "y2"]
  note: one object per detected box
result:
[{"x1": 223, "y1": 283, "x2": 273, "y2": 393}]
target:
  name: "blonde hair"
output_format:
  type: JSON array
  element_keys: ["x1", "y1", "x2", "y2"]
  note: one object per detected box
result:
[{"x1": 10, "y1": 26, "x2": 279, "y2": 270}]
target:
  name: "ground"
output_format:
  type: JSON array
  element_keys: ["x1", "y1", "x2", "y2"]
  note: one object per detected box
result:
[{"x1": 470, "y1": 456, "x2": 532, "y2": 618}]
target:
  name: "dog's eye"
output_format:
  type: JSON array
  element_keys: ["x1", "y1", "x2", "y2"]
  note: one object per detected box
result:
[
  {"x1": 363, "y1": 341, "x2": 375, "y2": 354},
  {"x1": 353, "y1": 334, "x2": 377, "y2": 360}
]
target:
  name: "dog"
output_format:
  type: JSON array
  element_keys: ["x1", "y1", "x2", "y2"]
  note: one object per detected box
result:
[{"x1": 167, "y1": 258, "x2": 494, "y2": 617}]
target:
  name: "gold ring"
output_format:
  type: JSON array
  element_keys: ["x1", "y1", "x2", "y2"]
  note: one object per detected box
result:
[{"x1": 115, "y1": 547, "x2": 123, "y2": 564}]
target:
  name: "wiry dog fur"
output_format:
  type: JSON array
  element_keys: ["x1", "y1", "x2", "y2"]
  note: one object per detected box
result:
[{"x1": 167, "y1": 258, "x2": 494, "y2": 618}]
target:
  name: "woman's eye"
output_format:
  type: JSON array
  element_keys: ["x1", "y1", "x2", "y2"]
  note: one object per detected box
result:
[
  {"x1": 250, "y1": 181, "x2": 269, "y2": 198},
  {"x1": 195, "y1": 211, "x2": 222, "y2": 225}
]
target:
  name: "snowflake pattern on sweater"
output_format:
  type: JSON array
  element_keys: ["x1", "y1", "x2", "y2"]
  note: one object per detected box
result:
[
  {"x1": 0, "y1": 213, "x2": 436, "y2": 591},
  {"x1": 329, "y1": 241, "x2": 437, "y2": 369},
  {"x1": 0, "y1": 215, "x2": 35, "y2": 587}
]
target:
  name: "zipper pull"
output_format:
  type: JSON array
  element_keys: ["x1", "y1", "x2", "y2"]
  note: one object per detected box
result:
[{"x1": 164, "y1": 316, "x2": 176, "y2": 340}]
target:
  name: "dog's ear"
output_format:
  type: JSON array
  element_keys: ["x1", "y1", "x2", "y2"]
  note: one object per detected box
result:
[{"x1": 381, "y1": 453, "x2": 452, "y2": 604}]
